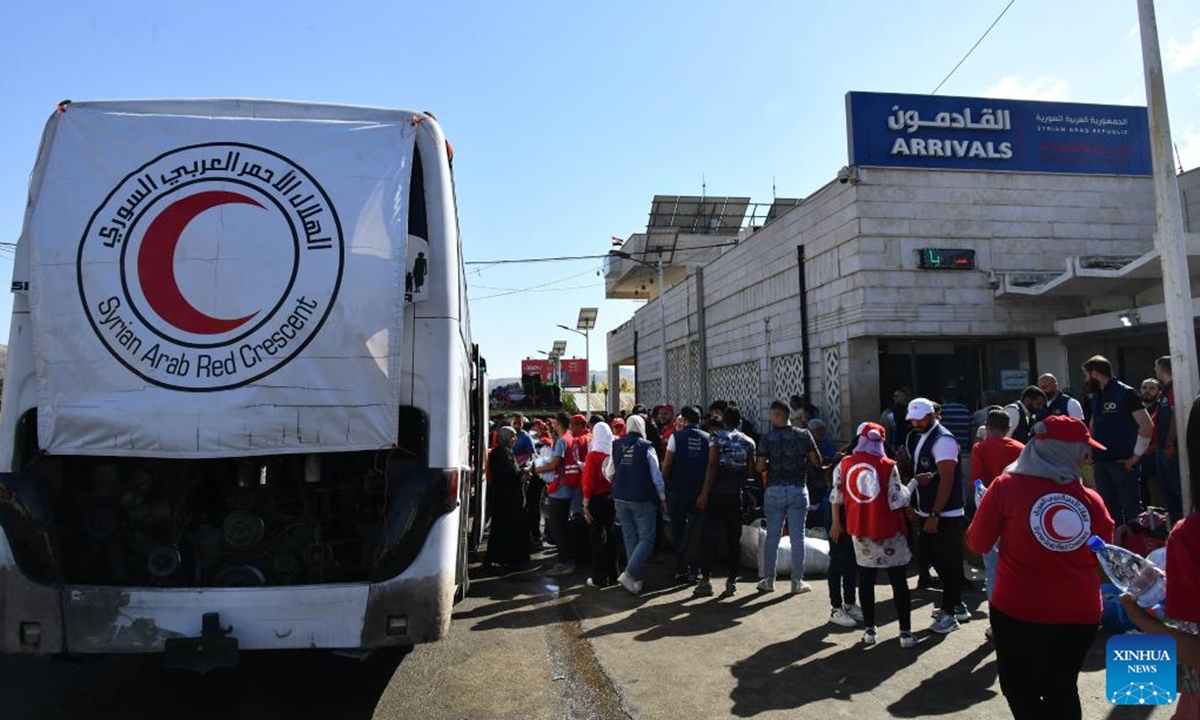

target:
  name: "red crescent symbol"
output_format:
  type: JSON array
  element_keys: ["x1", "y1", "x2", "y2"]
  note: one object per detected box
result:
[
  {"x1": 1043, "y1": 505, "x2": 1074, "y2": 542},
  {"x1": 844, "y1": 464, "x2": 878, "y2": 504},
  {"x1": 137, "y1": 190, "x2": 262, "y2": 335}
]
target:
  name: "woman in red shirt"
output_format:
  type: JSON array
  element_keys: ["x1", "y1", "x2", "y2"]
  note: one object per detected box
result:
[
  {"x1": 582, "y1": 422, "x2": 618, "y2": 588},
  {"x1": 967, "y1": 416, "x2": 1114, "y2": 720}
]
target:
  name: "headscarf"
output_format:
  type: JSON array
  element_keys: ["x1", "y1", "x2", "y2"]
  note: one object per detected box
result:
[
  {"x1": 853, "y1": 422, "x2": 887, "y2": 457},
  {"x1": 590, "y1": 422, "x2": 614, "y2": 455},
  {"x1": 626, "y1": 414, "x2": 647, "y2": 438},
  {"x1": 1005, "y1": 421, "x2": 1089, "y2": 484},
  {"x1": 497, "y1": 426, "x2": 517, "y2": 449}
]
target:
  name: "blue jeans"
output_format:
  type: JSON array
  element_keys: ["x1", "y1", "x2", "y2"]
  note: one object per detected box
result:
[
  {"x1": 668, "y1": 490, "x2": 700, "y2": 575},
  {"x1": 983, "y1": 544, "x2": 999, "y2": 603},
  {"x1": 615, "y1": 499, "x2": 659, "y2": 582},
  {"x1": 1155, "y1": 450, "x2": 1184, "y2": 521},
  {"x1": 762, "y1": 484, "x2": 809, "y2": 581},
  {"x1": 1093, "y1": 460, "x2": 1143, "y2": 526}
]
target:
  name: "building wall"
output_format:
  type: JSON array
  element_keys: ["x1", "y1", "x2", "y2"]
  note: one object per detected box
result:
[{"x1": 611, "y1": 168, "x2": 1160, "y2": 440}]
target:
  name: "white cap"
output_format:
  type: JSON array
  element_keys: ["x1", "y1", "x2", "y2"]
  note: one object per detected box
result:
[{"x1": 905, "y1": 397, "x2": 937, "y2": 421}]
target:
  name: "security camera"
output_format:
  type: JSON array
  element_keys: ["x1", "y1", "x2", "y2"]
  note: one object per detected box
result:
[{"x1": 837, "y1": 166, "x2": 858, "y2": 184}]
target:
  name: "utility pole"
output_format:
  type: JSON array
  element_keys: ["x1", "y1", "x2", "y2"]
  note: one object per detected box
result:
[{"x1": 1139, "y1": 0, "x2": 1195, "y2": 516}]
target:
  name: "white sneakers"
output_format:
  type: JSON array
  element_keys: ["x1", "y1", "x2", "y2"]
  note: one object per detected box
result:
[
  {"x1": 756, "y1": 578, "x2": 775, "y2": 593},
  {"x1": 791, "y1": 579, "x2": 813, "y2": 594},
  {"x1": 863, "y1": 626, "x2": 917, "y2": 647},
  {"x1": 829, "y1": 607, "x2": 858, "y2": 627},
  {"x1": 843, "y1": 603, "x2": 864, "y2": 623},
  {"x1": 617, "y1": 571, "x2": 643, "y2": 596}
]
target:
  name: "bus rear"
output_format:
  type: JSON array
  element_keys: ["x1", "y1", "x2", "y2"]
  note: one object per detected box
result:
[{"x1": 0, "y1": 100, "x2": 478, "y2": 666}]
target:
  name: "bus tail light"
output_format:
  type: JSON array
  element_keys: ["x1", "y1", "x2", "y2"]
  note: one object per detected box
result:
[{"x1": 444, "y1": 468, "x2": 460, "y2": 505}]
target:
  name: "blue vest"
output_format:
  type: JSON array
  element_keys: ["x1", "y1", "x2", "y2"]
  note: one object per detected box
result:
[
  {"x1": 1090, "y1": 379, "x2": 1138, "y2": 461},
  {"x1": 1155, "y1": 396, "x2": 1172, "y2": 445},
  {"x1": 906, "y1": 423, "x2": 964, "y2": 515},
  {"x1": 611, "y1": 435, "x2": 658, "y2": 503},
  {"x1": 668, "y1": 426, "x2": 710, "y2": 495},
  {"x1": 1037, "y1": 392, "x2": 1074, "y2": 420}
]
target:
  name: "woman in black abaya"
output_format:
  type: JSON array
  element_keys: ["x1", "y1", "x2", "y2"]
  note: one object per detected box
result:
[{"x1": 484, "y1": 426, "x2": 531, "y2": 568}]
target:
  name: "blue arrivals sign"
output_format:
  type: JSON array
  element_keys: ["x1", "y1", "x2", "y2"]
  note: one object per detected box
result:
[{"x1": 846, "y1": 91, "x2": 1152, "y2": 175}]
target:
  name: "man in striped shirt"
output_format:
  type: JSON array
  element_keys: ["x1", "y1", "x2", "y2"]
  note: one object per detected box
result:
[{"x1": 939, "y1": 387, "x2": 974, "y2": 450}]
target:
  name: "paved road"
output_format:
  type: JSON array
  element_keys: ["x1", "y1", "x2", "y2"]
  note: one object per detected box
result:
[{"x1": 0, "y1": 548, "x2": 1179, "y2": 719}]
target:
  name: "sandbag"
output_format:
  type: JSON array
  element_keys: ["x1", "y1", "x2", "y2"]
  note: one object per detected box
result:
[{"x1": 739, "y1": 520, "x2": 830, "y2": 577}]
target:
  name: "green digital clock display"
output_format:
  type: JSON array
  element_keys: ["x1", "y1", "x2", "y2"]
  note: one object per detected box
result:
[{"x1": 919, "y1": 248, "x2": 975, "y2": 270}]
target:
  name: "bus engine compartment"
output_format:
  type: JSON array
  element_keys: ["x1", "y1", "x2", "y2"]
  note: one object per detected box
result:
[{"x1": 0, "y1": 443, "x2": 453, "y2": 590}]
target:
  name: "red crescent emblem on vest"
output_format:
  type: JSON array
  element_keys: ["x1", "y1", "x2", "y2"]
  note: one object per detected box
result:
[{"x1": 843, "y1": 462, "x2": 881, "y2": 504}]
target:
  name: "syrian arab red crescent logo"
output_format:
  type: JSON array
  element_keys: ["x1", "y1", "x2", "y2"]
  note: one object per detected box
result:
[
  {"x1": 79, "y1": 142, "x2": 344, "y2": 392},
  {"x1": 138, "y1": 191, "x2": 262, "y2": 335},
  {"x1": 1029, "y1": 493, "x2": 1090, "y2": 552},
  {"x1": 843, "y1": 462, "x2": 881, "y2": 504}
]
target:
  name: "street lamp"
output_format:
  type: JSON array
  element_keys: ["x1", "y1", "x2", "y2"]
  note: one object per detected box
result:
[
  {"x1": 537, "y1": 341, "x2": 567, "y2": 386},
  {"x1": 610, "y1": 250, "x2": 669, "y2": 406},
  {"x1": 557, "y1": 307, "x2": 599, "y2": 414}
]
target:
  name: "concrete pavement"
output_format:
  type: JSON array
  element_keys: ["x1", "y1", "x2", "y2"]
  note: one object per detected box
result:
[{"x1": 0, "y1": 547, "x2": 1178, "y2": 719}]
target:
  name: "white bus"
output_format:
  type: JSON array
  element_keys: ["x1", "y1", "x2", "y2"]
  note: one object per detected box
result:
[{"x1": 0, "y1": 100, "x2": 487, "y2": 668}]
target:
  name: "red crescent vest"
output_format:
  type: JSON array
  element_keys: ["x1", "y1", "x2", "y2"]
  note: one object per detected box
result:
[{"x1": 839, "y1": 452, "x2": 905, "y2": 540}]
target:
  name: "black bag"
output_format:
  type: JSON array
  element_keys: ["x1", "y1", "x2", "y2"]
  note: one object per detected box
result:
[
  {"x1": 568, "y1": 513, "x2": 592, "y2": 566},
  {"x1": 682, "y1": 511, "x2": 709, "y2": 568}
]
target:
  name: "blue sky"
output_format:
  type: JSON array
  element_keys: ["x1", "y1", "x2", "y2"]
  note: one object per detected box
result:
[{"x1": 2, "y1": 0, "x2": 1199, "y2": 380}]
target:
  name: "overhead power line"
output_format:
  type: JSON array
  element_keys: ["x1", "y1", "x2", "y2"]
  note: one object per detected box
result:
[
  {"x1": 464, "y1": 240, "x2": 742, "y2": 267},
  {"x1": 930, "y1": 0, "x2": 1018, "y2": 95}
]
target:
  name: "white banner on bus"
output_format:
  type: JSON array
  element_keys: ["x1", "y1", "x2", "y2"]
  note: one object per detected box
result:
[{"x1": 28, "y1": 103, "x2": 414, "y2": 457}]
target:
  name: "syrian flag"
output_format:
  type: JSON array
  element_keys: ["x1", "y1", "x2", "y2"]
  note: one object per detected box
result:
[{"x1": 611, "y1": 235, "x2": 624, "y2": 246}]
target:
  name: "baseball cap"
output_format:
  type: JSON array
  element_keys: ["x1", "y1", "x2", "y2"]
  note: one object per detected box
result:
[
  {"x1": 905, "y1": 398, "x2": 937, "y2": 421},
  {"x1": 1034, "y1": 415, "x2": 1106, "y2": 450},
  {"x1": 856, "y1": 422, "x2": 887, "y2": 441}
]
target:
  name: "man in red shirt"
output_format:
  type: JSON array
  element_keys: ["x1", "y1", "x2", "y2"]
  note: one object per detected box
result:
[
  {"x1": 967, "y1": 416, "x2": 1114, "y2": 720},
  {"x1": 971, "y1": 409, "x2": 1025, "y2": 492}
]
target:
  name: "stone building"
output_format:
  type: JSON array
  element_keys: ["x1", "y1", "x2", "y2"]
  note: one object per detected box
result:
[{"x1": 605, "y1": 91, "x2": 1200, "y2": 440}]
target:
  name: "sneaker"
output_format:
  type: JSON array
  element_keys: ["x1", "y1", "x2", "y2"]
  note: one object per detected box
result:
[
  {"x1": 829, "y1": 607, "x2": 857, "y2": 628},
  {"x1": 952, "y1": 602, "x2": 971, "y2": 623},
  {"x1": 617, "y1": 571, "x2": 641, "y2": 596},
  {"x1": 843, "y1": 603, "x2": 865, "y2": 623},
  {"x1": 931, "y1": 611, "x2": 961, "y2": 635},
  {"x1": 693, "y1": 579, "x2": 714, "y2": 597},
  {"x1": 724, "y1": 579, "x2": 737, "y2": 596},
  {"x1": 791, "y1": 580, "x2": 813, "y2": 595},
  {"x1": 757, "y1": 578, "x2": 775, "y2": 593},
  {"x1": 862, "y1": 627, "x2": 878, "y2": 646},
  {"x1": 899, "y1": 631, "x2": 916, "y2": 649}
]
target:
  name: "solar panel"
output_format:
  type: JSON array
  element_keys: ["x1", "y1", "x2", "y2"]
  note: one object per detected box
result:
[
  {"x1": 577, "y1": 307, "x2": 598, "y2": 330},
  {"x1": 647, "y1": 195, "x2": 751, "y2": 233}
]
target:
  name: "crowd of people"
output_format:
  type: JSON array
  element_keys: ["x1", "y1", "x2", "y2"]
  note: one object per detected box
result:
[{"x1": 481, "y1": 354, "x2": 1199, "y2": 720}]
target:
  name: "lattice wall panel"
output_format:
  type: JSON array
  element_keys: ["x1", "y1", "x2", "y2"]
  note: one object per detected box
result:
[
  {"x1": 708, "y1": 361, "x2": 758, "y2": 418},
  {"x1": 637, "y1": 379, "x2": 662, "y2": 408},
  {"x1": 665, "y1": 343, "x2": 701, "y2": 408},
  {"x1": 823, "y1": 347, "x2": 842, "y2": 437},
  {"x1": 772, "y1": 353, "x2": 805, "y2": 403}
]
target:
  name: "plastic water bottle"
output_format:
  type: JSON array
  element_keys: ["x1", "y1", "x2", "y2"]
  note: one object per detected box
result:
[
  {"x1": 1086, "y1": 536, "x2": 1166, "y2": 608},
  {"x1": 973, "y1": 479, "x2": 986, "y2": 506}
]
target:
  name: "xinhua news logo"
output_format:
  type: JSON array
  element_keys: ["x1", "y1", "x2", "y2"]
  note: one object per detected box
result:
[{"x1": 1106, "y1": 634, "x2": 1177, "y2": 706}]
